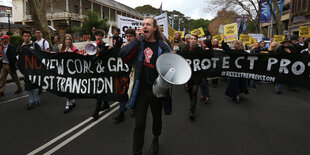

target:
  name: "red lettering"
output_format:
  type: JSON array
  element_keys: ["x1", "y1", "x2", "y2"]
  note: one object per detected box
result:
[
  {"x1": 25, "y1": 55, "x2": 34, "y2": 69},
  {"x1": 115, "y1": 77, "x2": 129, "y2": 95},
  {"x1": 34, "y1": 56, "x2": 42, "y2": 69}
]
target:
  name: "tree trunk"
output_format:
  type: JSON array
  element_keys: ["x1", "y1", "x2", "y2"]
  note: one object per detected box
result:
[
  {"x1": 28, "y1": 0, "x2": 51, "y2": 44},
  {"x1": 266, "y1": 0, "x2": 283, "y2": 35}
]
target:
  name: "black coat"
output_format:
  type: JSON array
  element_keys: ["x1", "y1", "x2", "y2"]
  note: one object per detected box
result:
[
  {"x1": 221, "y1": 41, "x2": 249, "y2": 97},
  {"x1": 179, "y1": 45, "x2": 210, "y2": 85},
  {"x1": 2, "y1": 43, "x2": 17, "y2": 70}
]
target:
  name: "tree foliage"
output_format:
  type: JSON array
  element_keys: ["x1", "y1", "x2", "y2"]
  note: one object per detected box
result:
[
  {"x1": 135, "y1": 5, "x2": 211, "y2": 35},
  {"x1": 205, "y1": 0, "x2": 261, "y2": 33},
  {"x1": 78, "y1": 9, "x2": 109, "y2": 35},
  {"x1": 208, "y1": 9, "x2": 239, "y2": 36}
]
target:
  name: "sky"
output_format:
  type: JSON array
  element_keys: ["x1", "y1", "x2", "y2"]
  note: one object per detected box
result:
[
  {"x1": 1, "y1": 0, "x2": 215, "y2": 20},
  {"x1": 115, "y1": 0, "x2": 215, "y2": 20}
]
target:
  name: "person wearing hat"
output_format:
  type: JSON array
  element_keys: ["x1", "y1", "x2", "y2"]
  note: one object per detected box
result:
[
  {"x1": 290, "y1": 35, "x2": 300, "y2": 53},
  {"x1": 274, "y1": 38, "x2": 299, "y2": 94},
  {"x1": 0, "y1": 35, "x2": 23, "y2": 97}
]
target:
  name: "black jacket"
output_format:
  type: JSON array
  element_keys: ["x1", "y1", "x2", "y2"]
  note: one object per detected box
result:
[
  {"x1": 275, "y1": 45, "x2": 298, "y2": 55},
  {"x1": 2, "y1": 43, "x2": 17, "y2": 70}
]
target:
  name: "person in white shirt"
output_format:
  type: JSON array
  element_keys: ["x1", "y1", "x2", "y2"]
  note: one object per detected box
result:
[{"x1": 34, "y1": 29, "x2": 50, "y2": 52}]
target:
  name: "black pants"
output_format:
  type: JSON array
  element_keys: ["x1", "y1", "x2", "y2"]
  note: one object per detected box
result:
[
  {"x1": 132, "y1": 86, "x2": 162, "y2": 155},
  {"x1": 187, "y1": 80, "x2": 199, "y2": 111}
]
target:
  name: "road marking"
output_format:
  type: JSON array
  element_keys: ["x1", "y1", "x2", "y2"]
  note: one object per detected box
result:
[
  {"x1": 0, "y1": 95, "x2": 28, "y2": 105},
  {"x1": 27, "y1": 102, "x2": 119, "y2": 155},
  {"x1": 43, "y1": 105, "x2": 119, "y2": 155}
]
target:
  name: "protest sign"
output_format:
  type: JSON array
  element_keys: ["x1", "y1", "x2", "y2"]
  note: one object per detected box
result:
[
  {"x1": 117, "y1": 13, "x2": 169, "y2": 42},
  {"x1": 299, "y1": 26, "x2": 310, "y2": 37},
  {"x1": 191, "y1": 27, "x2": 205, "y2": 37},
  {"x1": 240, "y1": 34, "x2": 252, "y2": 44},
  {"x1": 274, "y1": 35, "x2": 285, "y2": 43},
  {"x1": 224, "y1": 23, "x2": 238, "y2": 42}
]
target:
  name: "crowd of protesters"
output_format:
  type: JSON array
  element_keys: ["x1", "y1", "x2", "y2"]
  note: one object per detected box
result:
[{"x1": 0, "y1": 18, "x2": 310, "y2": 154}]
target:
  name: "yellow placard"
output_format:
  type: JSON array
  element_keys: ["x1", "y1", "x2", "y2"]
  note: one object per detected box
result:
[
  {"x1": 250, "y1": 38, "x2": 257, "y2": 45},
  {"x1": 299, "y1": 26, "x2": 310, "y2": 37},
  {"x1": 168, "y1": 25, "x2": 176, "y2": 42},
  {"x1": 190, "y1": 27, "x2": 205, "y2": 37},
  {"x1": 212, "y1": 34, "x2": 224, "y2": 43},
  {"x1": 175, "y1": 31, "x2": 185, "y2": 38},
  {"x1": 274, "y1": 35, "x2": 285, "y2": 43},
  {"x1": 239, "y1": 34, "x2": 252, "y2": 44},
  {"x1": 224, "y1": 23, "x2": 238, "y2": 42}
]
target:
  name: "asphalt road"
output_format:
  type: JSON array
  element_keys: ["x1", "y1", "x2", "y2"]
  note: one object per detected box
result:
[{"x1": 1, "y1": 80, "x2": 310, "y2": 155}]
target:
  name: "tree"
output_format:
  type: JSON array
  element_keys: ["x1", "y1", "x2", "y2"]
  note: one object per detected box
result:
[
  {"x1": 135, "y1": 5, "x2": 211, "y2": 35},
  {"x1": 79, "y1": 9, "x2": 109, "y2": 35},
  {"x1": 208, "y1": 9, "x2": 239, "y2": 36},
  {"x1": 136, "y1": 5, "x2": 160, "y2": 16},
  {"x1": 188, "y1": 19, "x2": 211, "y2": 36},
  {"x1": 205, "y1": 0, "x2": 261, "y2": 33},
  {"x1": 27, "y1": 0, "x2": 51, "y2": 44},
  {"x1": 266, "y1": 0, "x2": 283, "y2": 35}
]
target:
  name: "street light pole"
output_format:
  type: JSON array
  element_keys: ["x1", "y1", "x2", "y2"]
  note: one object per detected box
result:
[{"x1": 6, "y1": 10, "x2": 11, "y2": 35}]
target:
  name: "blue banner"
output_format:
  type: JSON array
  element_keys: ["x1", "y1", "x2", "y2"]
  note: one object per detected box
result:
[{"x1": 260, "y1": 0, "x2": 285, "y2": 23}]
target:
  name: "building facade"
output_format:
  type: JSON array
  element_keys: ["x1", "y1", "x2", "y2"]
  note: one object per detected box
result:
[
  {"x1": 261, "y1": 0, "x2": 291, "y2": 37},
  {"x1": 12, "y1": 0, "x2": 143, "y2": 39},
  {"x1": 0, "y1": 5, "x2": 13, "y2": 23},
  {"x1": 288, "y1": 0, "x2": 310, "y2": 36}
]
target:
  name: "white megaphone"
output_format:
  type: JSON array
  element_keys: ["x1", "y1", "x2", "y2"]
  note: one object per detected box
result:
[
  {"x1": 153, "y1": 53, "x2": 192, "y2": 97},
  {"x1": 85, "y1": 43, "x2": 97, "y2": 55}
]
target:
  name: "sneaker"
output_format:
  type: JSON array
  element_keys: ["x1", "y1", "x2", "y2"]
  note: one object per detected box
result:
[
  {"x1": 64, "y1": 105, "x2": 72, "y2": 113},
  {"x1": 200, "y1": 96, "x2": 204, "y2": 101},
  {"x1": 113, "y1": 113, "x2": 125, "y2": 124},
  {"x1": 100, "y1": 102, "x2": 110, "y2": 111},
  {"x1": 275, "y1": 89, "x2": 282, "y2": 94},
  {"x1": 27, "y1": 103, "x2": 36, "y2": 110},
  {"x1": 189, "y1": 109, "x2": 195, "y2": 121},
  {"x1": 149, "y1": 136, "x2": 159, "y2": 155},
  {"x1": 205, "y1": 97, "x2": 211, "y2": 104},
  {"x1": 235, "y1": 96, "x2": 240, "y2": 104}
]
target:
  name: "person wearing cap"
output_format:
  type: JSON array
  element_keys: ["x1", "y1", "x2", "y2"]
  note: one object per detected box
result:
[
  {"x1": 290, "y1": 35, "x2": 300, "y2": 53},
  {"x1": 0, "y1": 35, "x2": 23, "y2": 97}
]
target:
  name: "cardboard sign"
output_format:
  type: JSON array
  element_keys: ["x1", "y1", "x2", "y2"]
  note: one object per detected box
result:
[
  {"x1": 224, "y1": 23, "x2": 238, "y2": 42},
  {"x1": 168, "y1": 25, "x2": 176, "y2": 42},
  {"x1": 191, "y1": 27, "x2": 205, "y2": 37},
  {"x1": 240, "y1": 34, "x2": 252, "y2": 44},
  {"x1": 213, "y1": 34, "x2": 224, "y2": 43},
  {"x1": 299, "y1": 26, "x2": 310, "y2": 37},
  {"x1": 274, "y1": 35, "x2": 285, "y2": 43}
]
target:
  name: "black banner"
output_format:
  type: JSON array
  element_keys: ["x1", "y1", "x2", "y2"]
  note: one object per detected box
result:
[
  {"x1": 18, "y1": 48, "x2": 130, "y2": 101},
  {"x1": 183, "y1": 50, "x2": 310, "y2": 88},
  {"x1": 18, "y1": 48, "x2": 310, "y2": 100}
]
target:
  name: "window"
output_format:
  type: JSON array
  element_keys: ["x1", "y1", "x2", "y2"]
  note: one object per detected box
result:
[
  {"x1": 303, "y1": 0, "x2": 307, "y2": 10},
  {"x1": 74, "y1": 5, "x2": 79, "y2": 14},
  {"x1": 298, "y1": 0, "x2": 302, "y2": 10},
  {"x1": 102, "y1": 12, "x2": 105, "y2": 19}
]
